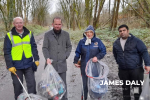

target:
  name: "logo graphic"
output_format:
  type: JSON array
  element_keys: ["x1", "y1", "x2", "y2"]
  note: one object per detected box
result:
[
  {"x1": 93, "y1": 42, "x2": 98, "y2": 47},
  {"x1": 94, "y1": 42, "x2": 98, "y2": 46}
]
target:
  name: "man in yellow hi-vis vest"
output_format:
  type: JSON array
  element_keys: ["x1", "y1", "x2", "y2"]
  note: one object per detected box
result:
[{"x1": 3, "y1": 17, "x2": 39, "y2": 100}]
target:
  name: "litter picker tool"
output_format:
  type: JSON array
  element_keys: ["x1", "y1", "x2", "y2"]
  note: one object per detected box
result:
[{"x1": 15, "y1": 73, "x2": 33, "y2": 100}]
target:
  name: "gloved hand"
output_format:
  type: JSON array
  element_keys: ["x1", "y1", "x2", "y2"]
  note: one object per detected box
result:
[
  {"x1": 35, "y1": 61, "x2": 39, "y2": 66},
  {"x1": 8, "y1": 67, "x2": 16, "y2": 75}
]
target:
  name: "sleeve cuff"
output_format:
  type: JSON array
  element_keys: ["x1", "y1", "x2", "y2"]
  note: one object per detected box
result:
[{"x1": 74, "y1": 56, "x2": 79, "y2": 64}]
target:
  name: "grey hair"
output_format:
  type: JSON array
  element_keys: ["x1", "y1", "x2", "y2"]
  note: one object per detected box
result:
[{"x1": 13, "y1": 17, "x2": 23, "y2": 23}]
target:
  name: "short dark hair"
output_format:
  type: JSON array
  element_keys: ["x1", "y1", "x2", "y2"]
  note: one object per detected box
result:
[
  {"x1": 118, "y1": 24, "x2": 129, "y2": 30},
  {"x1": 53, "y1": 17, "x2": 62, "y2": 23}
]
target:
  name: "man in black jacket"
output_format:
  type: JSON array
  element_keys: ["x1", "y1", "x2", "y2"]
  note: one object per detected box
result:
[{"x1": 113, "y1": 24, "x2": 150, "y2": 100}]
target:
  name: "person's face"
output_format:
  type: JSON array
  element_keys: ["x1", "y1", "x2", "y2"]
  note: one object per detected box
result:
[
  {"x1": 13, "y1": 18, "x2": 24, "y2": 32},
  {"x1": 85, "y1": 30, "x2": 94, "y2": 39},
  {"x1": 52, "y1": 19, "x2": 62, "y2": 31},
  {"x1": 119, "y1": 27, "x2": 129, "y2": 39}
]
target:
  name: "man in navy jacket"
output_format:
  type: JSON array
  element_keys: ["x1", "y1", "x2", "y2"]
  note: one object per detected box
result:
[
  {"x1": 113, "y1": 24, "x2": 150, "y2": 100},
  {"x1": 4, "y1": 17, "x2": 39, "y2": 100}
]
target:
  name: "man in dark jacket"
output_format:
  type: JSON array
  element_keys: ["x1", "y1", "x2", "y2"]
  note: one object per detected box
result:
[
  {"x1": 113, "y1": 24, "x2": 150, "y2": 100},
  {"x1": 42, "y1": 17, "x2": 72, "y2": 100},
  {"x1": 3, "y1": 17, "x2": 39, "y2": 100}
]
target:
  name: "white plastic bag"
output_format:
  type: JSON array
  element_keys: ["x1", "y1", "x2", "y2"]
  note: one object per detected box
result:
[
  {"x1": 85, "y1": 59, "x2": 109, "y2": 79},
  {"x1": 17, "y1": 93, "x2": 43, "y2": 100},
  {"x1": 85, "y1": 59, "x2": 109, "y2": 99},
  {"x1": 38, "y1": 64, "x2": 66, "y2": 100},
  {"x1": 139, "y1": 73, "x2": 150, "y2": 100}
]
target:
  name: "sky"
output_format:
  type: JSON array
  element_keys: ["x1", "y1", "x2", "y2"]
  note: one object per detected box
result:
[{"x1": 49, "y1": 0, "x2": 59, "y2": 14}]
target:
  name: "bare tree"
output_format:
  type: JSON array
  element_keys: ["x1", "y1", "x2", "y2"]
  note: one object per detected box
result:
[
  {"x1": 110, "y1": 0, "x2": 120, "y2": 31},
  {"x1": 0, "y1": 0, "x2": 15, "y2": 31},
  {"x1": 59, "y1": 0, "x2": 70, "y2": 29},
  {"x1": 59, "y1": 0, "x2": 84, "y2": 30},
  {"x1": 137, "y1": 0, "x2": 150, "y2": 27},
  {"x1": 75, "y1": 0, "x2": 84, "y2": 29},
  {"x1": 70, "y1": 0, "x2": 84, "y2": 30},
  {"x1": 123, "y1": 0, "x2": 150, "y2": 27},
  {"x1": 0, "y1": 0, "x2": 51, "y2": 31},
  {"x1": 84, "y1": 0, "x2": 93, "y2": 26},
  {"x1": 93, "y1": 0, "x2": 106, "y2": 29},
  {"x1": 31, "y1": 0, "x2": 50, "y2": 26}
]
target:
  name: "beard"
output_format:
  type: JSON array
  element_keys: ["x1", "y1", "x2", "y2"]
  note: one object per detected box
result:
[
  {"x1": 121, "y1": 36, "x2": 128, "y2": 39},
  {"x1": 53, "y1": 28, "x2": 61, "y2": 34}
]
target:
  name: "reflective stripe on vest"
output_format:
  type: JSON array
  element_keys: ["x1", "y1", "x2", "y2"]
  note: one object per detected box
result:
[{"x1": 7, "y1": 31, "x2": 32, "y2": 60}]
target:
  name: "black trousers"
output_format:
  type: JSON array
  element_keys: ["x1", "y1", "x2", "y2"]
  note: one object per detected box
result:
[
  {"x1": 11, "y1": 67, "x2": 36, "y2": 100},
  {"x1": 48, "y1": 72, "x2": 68, "y2": 100},
  {"x1": 118, "y1": 67, "x2": 144, "y2": 100}
]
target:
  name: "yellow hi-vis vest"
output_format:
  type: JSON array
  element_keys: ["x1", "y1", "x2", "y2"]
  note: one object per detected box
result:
[{"x1": 7, "y1": 31, "x2": 32, "y2": 60}]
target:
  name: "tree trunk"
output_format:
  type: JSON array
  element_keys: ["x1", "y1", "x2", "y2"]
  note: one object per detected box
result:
[
  {"x1": 110, "y1": 0, "x2": 120, "y2": 31},
  {"x1": 84, "y1": 0, "x2": 93, "y2": 26},
  {"x1": 93, "y1": 0, "x2": 105, "y2": 29},
  {"x1": 24, "y1": 0, "x2": 27, "y2": 26}
]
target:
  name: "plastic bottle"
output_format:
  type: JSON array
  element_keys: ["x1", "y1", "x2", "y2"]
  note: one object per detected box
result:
[
  {"x1": 54, "y1": 96, "x2": 59, "y2": 100},
  {"x1": 58, "y1": 84, "x2": 64, "y2": 94},
  {"x1": 47, "y1": 84, "x2": 54, "y2": 97},
  {"x1": 48, "y1": 83, "x2": 58, "y2": 97},
  {"x1": 52, "y1": 87, "x2": 58, "y2": 96},
  {"x1": 41, "y1": 85, "x2": 46, "y2": 95}
]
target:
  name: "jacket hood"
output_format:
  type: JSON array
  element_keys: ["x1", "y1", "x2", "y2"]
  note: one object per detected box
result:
[
  {"x1": 115, "y1": 33, "x2": 135, "y2": 46},
  {"x1": 83, "y1": 25, "x2": 96, "y2": 38}
]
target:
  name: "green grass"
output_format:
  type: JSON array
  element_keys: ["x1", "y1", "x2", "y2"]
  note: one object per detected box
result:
[
  {"x1": 26, "y1": 24, "x2": 49, "y2": 36},
  {"x1": 130, "y1": 28, "x2": 150, "y2": 47},
  {"x1": 69, "y1": 29, "x2": 85, "y2": 44},
  {"x1": 69, "y1": 28, "x2": 150, "y2": 52}
]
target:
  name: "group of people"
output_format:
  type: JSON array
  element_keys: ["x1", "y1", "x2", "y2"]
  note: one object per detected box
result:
[{"x1": 3, "y1": 16, "x2": 150, "y2": 100}]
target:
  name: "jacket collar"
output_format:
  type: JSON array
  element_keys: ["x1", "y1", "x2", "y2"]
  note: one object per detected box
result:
[
  {"x1": 116, "y1": 33, "x2": 134, "y2": 43},
  {"x1": 11, "y1": 26, "x2": 30, "y2": 38},
  {"x1": 83, "y1": 36, "x2": 96, "y2": 42},
  {"x1": 52, "y1": 29, "x2": 62, "y2": 38}
]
